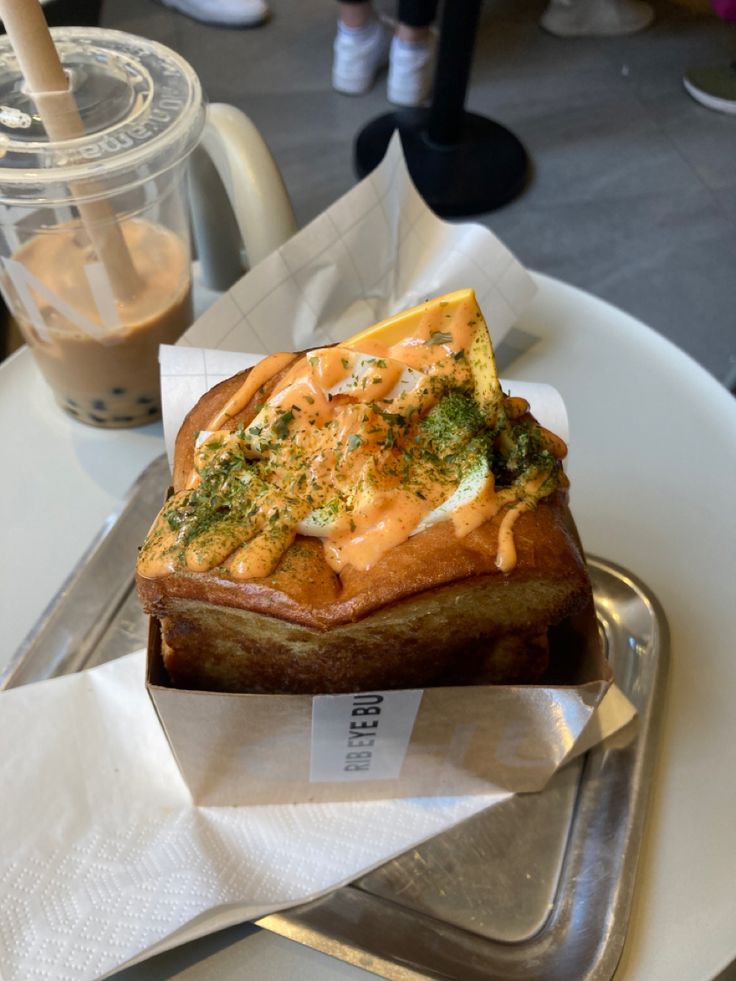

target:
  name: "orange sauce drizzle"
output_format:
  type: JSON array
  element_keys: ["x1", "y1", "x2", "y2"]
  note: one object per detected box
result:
[
  {"x1": 324, "y1": 488, "x2": 442, "y2": 573},
  {"x1": 451, "y1": 474, "x2": 501, "y2": 538},
  {"x1": 208, "y1": 351, "x2": 297, "y2": 430},
  {"x1": 229, "y1": 526, "x2": 297, "y2": 580},
  {"x1": 139, "y1": 293, "x2": 567, "y2": 582}
]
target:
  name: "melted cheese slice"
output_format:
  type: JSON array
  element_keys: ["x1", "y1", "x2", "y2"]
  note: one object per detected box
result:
[{"x1": 345, "y1": 288, "x2": 502, "y2": 417}]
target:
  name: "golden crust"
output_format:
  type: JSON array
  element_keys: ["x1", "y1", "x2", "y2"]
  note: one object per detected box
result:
[
  {"x1": 137, "y1": 489, "x2": 588, "y2": 630},
  {"x1": 138, "y1": 359, "x2": 594, "y2": 693}
]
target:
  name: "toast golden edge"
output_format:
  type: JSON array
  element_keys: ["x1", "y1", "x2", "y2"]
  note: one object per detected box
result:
[{"x1": 136, "y1": 360, "x2": 595, "y2": 693}]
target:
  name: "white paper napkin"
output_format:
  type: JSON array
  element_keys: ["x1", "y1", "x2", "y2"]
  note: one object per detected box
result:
[
  {"x1": 0, "y1": 651, "x2": 634, "y2": 981},
  {"x1": 0, "y1": 652, "x2": 507, "y2": 980}
]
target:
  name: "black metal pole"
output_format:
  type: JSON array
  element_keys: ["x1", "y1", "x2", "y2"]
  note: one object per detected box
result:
[
  {"x1": 427, "y1": 0, "x2": 483, "y2": 146},
  {"x1": 353, "y1": 0, "x2": 529, "y2": 216}
]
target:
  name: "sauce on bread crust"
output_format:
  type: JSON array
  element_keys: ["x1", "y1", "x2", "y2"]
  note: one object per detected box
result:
[{"x1": 138, "y1": 291, "x2": 568, "y2": 595}]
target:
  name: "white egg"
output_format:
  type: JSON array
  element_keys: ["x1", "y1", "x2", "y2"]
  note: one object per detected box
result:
[
  {"x1": 321, "y1": 348, "x2": 424, "y2": 401},
  {"x1": 194, "y1": 430, "x2": 215, "y2": 447},
  {"x1": 410, "y1": 457, "x2": 491, "y2": 537},
  {"x1": 296, "y1": 502, "x2": 342, "y2": 537}
]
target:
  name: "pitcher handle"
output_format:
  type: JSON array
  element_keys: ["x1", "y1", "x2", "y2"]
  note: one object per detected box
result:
[{"x1": 189, "y1": 103, "x2": 298, "y2": 292}]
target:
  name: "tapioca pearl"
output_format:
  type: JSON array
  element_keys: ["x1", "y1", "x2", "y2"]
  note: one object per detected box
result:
[
  {"x1": 89, "y1": 413, "x2": 106, "y2": 424},
  {"x1": 137, "y1": 395, "x2": 155, "y2": 405},
  {"x1": 65, "y1": 406, "x2": 80, "y2": 417},
  {"x1": 112, "y1": 415, "x2": 135, "y2": 423},
  {"x1": 111, "y1": 387, "x2": 127, "y2": 396},
  {"x1": 92, "y1": 399, "x2": 107, "y2": 411},
  {"x1": 147, "y1": 406, "x2": 160, "y2": 416},
  {"x1": 65, "y1": 397, "x2": 79, "y2": 408}
]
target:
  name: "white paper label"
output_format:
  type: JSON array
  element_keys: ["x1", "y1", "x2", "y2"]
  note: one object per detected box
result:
[{"x1": 310, "y1": 689, "x2": 423, "y2": 783}]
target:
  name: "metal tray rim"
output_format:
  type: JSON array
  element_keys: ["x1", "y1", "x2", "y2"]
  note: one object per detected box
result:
[{"x1": 255, "y1": 556, "x2": 669, "y2": 981}]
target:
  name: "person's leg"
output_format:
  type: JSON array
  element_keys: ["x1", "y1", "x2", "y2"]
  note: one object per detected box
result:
[
  {"x1": 338, "y1": 0, "x2": 374, "y2": 28},
  {"x1": 388, "y1": 0, "x2": 438, "y2": 106},
  {"x1": 396, "y1": 0, "x2": 437, "y2": 39},
  {"x1": 332, "y1": 1, "x2": 392, "y2": 95}
]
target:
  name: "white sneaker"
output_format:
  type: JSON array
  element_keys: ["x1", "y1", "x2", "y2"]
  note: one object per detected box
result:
[
  {"x1": 160, "y1": 0, "x2": 269, "y2": 27},
  {"x1": 332, "y1": 17, "x2": 393, "y2": 96},
  {"x1": 683, "y1": 62, "x2": 736, "y2": 115},
  {"x1": 387, "y1": 34, "x2": 436, "y2": 108},
  {"x1": 540, "y1": 0, "x2": 653, "y2": 37}
]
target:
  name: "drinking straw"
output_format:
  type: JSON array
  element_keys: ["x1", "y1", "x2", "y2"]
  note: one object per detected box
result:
[{"x1": 0, "y1": 0, "x2": 142, "y2": 301}]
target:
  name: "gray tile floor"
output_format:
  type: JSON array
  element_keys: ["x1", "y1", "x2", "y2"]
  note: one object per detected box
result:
[{"x1": 101, "y1": 0, "x2": 736, "y2": 385}]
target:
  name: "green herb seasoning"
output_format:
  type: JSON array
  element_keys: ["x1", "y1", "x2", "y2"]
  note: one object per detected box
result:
[
  {"x1": 140, "y1": 311, "x2": 564, "y2": 582},
  {"x1": 425, "y1": 330, "x2": 453, "y2": 346}
]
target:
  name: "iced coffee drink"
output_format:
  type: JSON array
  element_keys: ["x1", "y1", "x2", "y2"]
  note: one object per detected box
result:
[
  {"x1": 6, "y1": 218, "x2": 191, "y2": 427},
  {"x1": 0, "y1": 28, "x2": 207, "y2": 427}
]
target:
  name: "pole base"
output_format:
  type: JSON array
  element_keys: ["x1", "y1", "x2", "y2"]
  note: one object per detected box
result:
[{"x1": 354, "y1": 109, "x2": 529, "y2": 218}]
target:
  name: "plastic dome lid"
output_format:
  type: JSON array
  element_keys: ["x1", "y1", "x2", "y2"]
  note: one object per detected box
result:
[{"x1": 0, "y1": 27, "x2": 205, "y2": 204}]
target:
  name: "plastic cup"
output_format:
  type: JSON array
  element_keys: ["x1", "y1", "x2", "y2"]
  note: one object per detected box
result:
[{"x1": 0, "y1": 28, "x2": 205, "y2": 427}]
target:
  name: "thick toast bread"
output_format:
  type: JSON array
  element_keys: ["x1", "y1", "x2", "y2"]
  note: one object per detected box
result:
[{"x1": 137, "y1": 362, "x2": 593, "y2": 694}]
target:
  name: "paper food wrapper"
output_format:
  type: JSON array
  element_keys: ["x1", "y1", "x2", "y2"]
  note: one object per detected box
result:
[
  {"x1": 0, "y1": 135, "x2": 636, "y2": 979},
  {"x1": 147, "y1": 603, "x2": 616, "y2": 807},
  {"x1": 153, "y1": 351, "x2": 596, "y2": 810}
]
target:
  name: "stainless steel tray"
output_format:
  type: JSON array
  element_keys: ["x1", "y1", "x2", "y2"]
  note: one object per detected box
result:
[
  {"x1": 1, "y1": 454, "x2": 170, "y2": 688},
  {"x1": 1, "y1": 454, "x2": 669, "y2": 981}
]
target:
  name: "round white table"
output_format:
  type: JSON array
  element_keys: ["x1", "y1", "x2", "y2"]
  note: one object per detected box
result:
[{"x1": 2, "y1": 274, "x2": 735, "y2": 981}]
